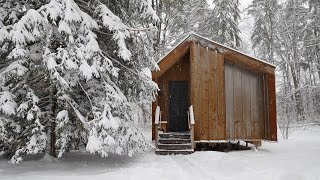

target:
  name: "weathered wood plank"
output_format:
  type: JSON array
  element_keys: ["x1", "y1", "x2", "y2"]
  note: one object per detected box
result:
[
  {"x1": 257, "y1": 76, "x2": 264, "y2": 139},
  {"x1": 190, "y1": 42, "x2": 196, "y2": 108},
  {"x1": 251, "y1": 75, "x2": 259, "y2": 139},
  {"x1": 263, "y1": 75, "x2": 270, "y2": 139},
  {"x1": 192, "y1": 44, "x2": 201, "y2": 141},
  {"x1": 213, "y1": 51, "x2": 219, "y2": 139},
  {"x1": 217, "y1": 53, "x2": 226, "y2": 140},
  {"x1": 249, "y1": 74, "x2": 255, "y2": 140},
  {"x1": 241, "y1": 70, "x2": 248, "y2": 139},
  {"x1": 195, "y1": 45, "x2": 201, "y2": 140},
  {"x1": 233, "y1": 65, "x2": 242, "y2": 140},
  {"x1": 246, "y1": 73, "x2": 252, "y2": 140},
  {"x1": 267, "y1": 73, "x2": 277, "y2": 141},
  {"x1": 225, "y1": 62, "x2": 234, "y2": 140},
  {"x1": 199, "y1": 46, "x2": 207, "y2": 140},
  {"x1": 242, "y1": 70, "x2": 252, "y2": 140},
  {"x1": 203, "y1": 48, "x2": 210, "y2": 140},
  {"x1": 208, "y1": 50, "x2": 217, "y2": 140}
]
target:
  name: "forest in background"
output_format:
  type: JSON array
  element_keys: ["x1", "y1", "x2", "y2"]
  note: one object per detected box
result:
[{"x1": 0, "y1": 0, "x2": 319, "y2": 163}]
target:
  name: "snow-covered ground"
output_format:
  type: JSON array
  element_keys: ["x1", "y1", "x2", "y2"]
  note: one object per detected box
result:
[{"x1": 1, "y1": 126, "x2": 320, "y2": 180}]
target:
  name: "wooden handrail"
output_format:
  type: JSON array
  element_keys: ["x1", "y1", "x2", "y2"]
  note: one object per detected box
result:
[
  {"x1": 159, "y1": 110, "x2": 162, "y2": 127},
  {"x1": 189, "y1": 105, "x2": 195, "y2": 125},
  {"x1": 188, "y1": 105, "x2": 195, "y2": 149},
  {"x1": 154, "y1": 106, "x2": 160, "y2": 149},
  {"x1": 155, "y1": 106, "x2": 160, "y2": 125},
  {"x1": 187, "y1": 111, "x2": 190, "y2": 129}
]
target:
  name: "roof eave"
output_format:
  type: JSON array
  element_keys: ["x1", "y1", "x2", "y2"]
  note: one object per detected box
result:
[{"x1": 157, "y1": 33, "x2": 276, "y2": 69}]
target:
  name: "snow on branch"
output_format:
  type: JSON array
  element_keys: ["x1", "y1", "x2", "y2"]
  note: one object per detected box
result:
[
  {"x1": 9, "y1": 9, "x2": 45, "y2": 45},
  {"x1": 0, "y1": 91, "x2": 17, "y2": 116},
  {"x1": 95, "y1": 3, "x2": 132, "y2": 61},
  {"x1": 126, "y1": 26, "x2": 157, "y2": 31}
]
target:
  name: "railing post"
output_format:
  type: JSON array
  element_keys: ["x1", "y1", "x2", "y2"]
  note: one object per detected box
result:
[
  {"x1": 189, "y1": 105, "x2": 195, "y2": 150},
  {"x1": 187, "y1": 111, "x2": 190, "y2": 129},
  {"x1": 155, "y1": 127, "x2": 158, "y2": 148},
  {"x1": 155, "y1": 106, "x2": 160, "y2": 149},
  {"x1": 191, "y1": 124, "x2": 195, "y2": 149}
]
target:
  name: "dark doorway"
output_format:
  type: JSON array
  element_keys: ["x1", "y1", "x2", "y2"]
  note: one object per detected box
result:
[{"x1": 169, "y1": 81, "x2": 189, "y2": 132}]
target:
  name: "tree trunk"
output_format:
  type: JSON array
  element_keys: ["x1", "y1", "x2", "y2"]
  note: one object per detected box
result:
[
  {"x1": 45, "y1": 122, "x2": 56, "y2": 158},
  {"x1": 289, "y1": 64, "x2": 304, "y2": 121},
  {"x1": 46, "y1": 79, "x2": 57, "y2": 158}
]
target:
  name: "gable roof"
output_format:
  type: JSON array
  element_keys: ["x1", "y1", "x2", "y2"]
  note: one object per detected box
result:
[{"x1": 153, "y1": 33, "x2": 276, "y2": 78}]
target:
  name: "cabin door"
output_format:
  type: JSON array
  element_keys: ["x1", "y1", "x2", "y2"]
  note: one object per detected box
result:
[{"x1": 169, "y1": 81, "x2": 189, "y2": 132}]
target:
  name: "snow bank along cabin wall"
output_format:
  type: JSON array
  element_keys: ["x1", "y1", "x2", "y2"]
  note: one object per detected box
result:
[{"x1": 152, "y1": 34, "x2": 277, "y2": 145}]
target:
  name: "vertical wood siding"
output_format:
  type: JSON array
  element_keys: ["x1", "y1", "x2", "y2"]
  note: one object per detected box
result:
[
  {"x1": 225, "y1": 61, "x2": 265, "y2": 140},
  {"x1": 191, "y1": 44, "x2": 226, "y2": 141},
  {"x1": 267, "y1": 73, "x2": 277, "y2": 141}
]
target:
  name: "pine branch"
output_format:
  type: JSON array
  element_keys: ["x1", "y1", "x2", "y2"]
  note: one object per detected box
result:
[
  {"x1": 77, "y1": 80, "x2": 93, "y2": 112},
  {"x1": 75, "y1": 0, "x2": 155, "y2": 32},
  {"x1": 101, "y1": 51, "x2": 150, "y2": 82}
]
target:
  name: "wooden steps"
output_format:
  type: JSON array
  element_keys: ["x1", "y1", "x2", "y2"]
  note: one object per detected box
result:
[
  {"x1": 159, "y1": 138, "x2": 191, "y2": 144},
  {"x1": 158, "y1": 143, "x2": 192, "y2": 150},
  {"x1": 159, "y1": 133, "x2": 190, "y2": 139},
  {"x1": 155, "y1": 149, "x2": 194, "y2": 155},
  {"x1": 155, "y1": 132, "x2": 194, "y2": 155}
]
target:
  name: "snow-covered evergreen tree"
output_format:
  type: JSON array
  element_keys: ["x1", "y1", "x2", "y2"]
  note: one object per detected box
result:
[
  {"x1": 0, "y1": 0, "x2": 158, "y2": 163},
  {"x1": 152, "y1": 0, "x2": 241, "y2": 54},
  {"x1": 151, "y1": 0, "x2": 208, "y2": 56},
  {"x1": 200, "y1": 0, "x2": 241, "y2": 48},
  {"x1": 248, "y1": 0, "x2": 279, "y2": 64}
]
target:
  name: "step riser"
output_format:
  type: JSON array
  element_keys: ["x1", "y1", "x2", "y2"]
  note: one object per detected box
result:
[
  {"x1": 159, "y1": 134, "x2": 190, "y2": 139},
  {"x1": 155, "y1": 151, "x2": 193, "y2": 155},
  {"x1": 159, "y1": 139, "x2": 191, "y2": 144},
  {"x1": 158, "y1": 144, "x2": 191, "y2": 150}
]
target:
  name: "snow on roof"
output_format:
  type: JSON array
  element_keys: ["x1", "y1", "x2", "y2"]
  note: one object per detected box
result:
[
  {"x1": 157, "y1": 34, "x2": 191, "y2": 64},
  {"x1": 157, "y1": 33, "x2": 276, "y2": 68}
]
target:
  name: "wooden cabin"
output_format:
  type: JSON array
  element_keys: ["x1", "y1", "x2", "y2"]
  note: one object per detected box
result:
[{"x1": 152, "y1": 34, "x2": 277, "y2": 154}]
